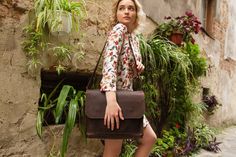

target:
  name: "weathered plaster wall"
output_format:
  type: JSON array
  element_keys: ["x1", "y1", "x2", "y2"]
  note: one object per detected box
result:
[
  {"x1": 201, "y1": 0, "x2": 236, "y2": 126},
  {"x1": 0, "y1": 0, "x2": 48, "y2": 156},
  {"x1": 225, "y1": 0, "x2": 236, "y2": 60},
  {"x1": 139, "y1": 0, "x2": 197, "y2": 23},
  {"x1": 0, "y1": 0, "x2": 110, "y2": 156},
  {"x1": 139, "y1": 0, "x2": 236, "y2": 126}
]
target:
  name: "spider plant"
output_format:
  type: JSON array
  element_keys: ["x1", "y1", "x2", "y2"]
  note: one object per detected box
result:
[
  {"x1": 34, "y1": 0, "x2": 86, "y2": 34},
  {"x1": 36, "y1": 82, "x2": 86, "y2": 157}
]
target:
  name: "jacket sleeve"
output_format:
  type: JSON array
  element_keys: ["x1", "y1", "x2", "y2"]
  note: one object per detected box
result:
[
  {"x1": 134, "y1": 35, "x2": 144, "y2": 74},
  {"x1": 100, "y1": 23, "x2": 127, "y2": 92}
]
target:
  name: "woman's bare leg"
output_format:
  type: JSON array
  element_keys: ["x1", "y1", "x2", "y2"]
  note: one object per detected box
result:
[
  {"x1": 103, "y1": 139, "x2": 123, "y2": 157},
  {"x1": 135, "y1": 125, "x2": 157, "y2": 157}
]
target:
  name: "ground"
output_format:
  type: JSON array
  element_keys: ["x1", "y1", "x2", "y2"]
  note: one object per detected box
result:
[{"x1": 197, "y1": 125, "x2": 236, "y2": 157}]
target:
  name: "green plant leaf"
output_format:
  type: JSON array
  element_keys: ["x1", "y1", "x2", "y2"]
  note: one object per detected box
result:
[
  {"x1": 36, "y1": 110, "x2": 44, "y2": 138},
  {"x1": 61, "y1": 99, "x2": 78, "y2": 157},
  {"x1": 55, "y1": 85, "x2": 74, "y2": 124}
]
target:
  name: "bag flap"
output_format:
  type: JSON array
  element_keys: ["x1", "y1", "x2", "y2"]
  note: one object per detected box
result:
[{"x1": 85, "y1": 89, "x2": 145, "y2": 119}]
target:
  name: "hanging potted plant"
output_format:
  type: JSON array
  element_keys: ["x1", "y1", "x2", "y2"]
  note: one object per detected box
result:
[
  {"x1": 35, "y1": 0, "x2": 86, "y2": 35},
  {"x1": 51, "y1": 0, "x2": 86, "y2": 35},
  {"x1": 155, "y1": 11, "x2": 202, "y2": 45},
  {"x1": 22, "y1": 0, "x2": 86, "y2": 75}
]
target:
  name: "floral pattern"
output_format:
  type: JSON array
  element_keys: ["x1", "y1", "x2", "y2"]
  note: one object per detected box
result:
[{"x1": 100, "y1": 23, "x2": 143, "y2": 92}]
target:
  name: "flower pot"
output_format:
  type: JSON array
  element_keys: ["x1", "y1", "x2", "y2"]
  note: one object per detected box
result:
[
  {"x1": 169, "y1": 32, "x2": 183, "y2": 46},
  {"x1": 50, "y1": 11, "x2": 73, "y2": 36}
]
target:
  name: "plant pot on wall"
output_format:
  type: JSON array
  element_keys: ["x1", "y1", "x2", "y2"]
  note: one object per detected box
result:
[
  {"x1": 50, "y1": 11, "x2": 73, "y2": 36},
  {"x1": 169, "y1": 32, "x2": 183, "y2": 46}
]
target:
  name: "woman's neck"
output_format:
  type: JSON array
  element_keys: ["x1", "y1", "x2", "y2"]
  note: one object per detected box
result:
[{"x1": 127, "y1": 24, "x2": 135, "y2": 33}]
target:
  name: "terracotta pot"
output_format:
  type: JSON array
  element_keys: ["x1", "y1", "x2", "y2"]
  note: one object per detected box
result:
[{"x1": 169, "y1": 32, "x2": 183, "y2": 45}]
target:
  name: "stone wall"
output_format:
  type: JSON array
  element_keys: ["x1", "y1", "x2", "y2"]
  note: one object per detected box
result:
[
  {"x1": 201, "y1": 0, "x2": 236, "y2": 126},
  {"x1": 0, "y1": 0, "x2": 46, "y2": 156},
  {"x1": 0, "y1": 0, "x2": 110, "y2": 156}
]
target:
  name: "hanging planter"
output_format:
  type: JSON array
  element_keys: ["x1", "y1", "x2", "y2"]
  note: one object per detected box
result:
[
  {"x1": 169, "y1": 32, "x2": 183, "y2": 46},
  {"x1": 49, "y1": 11, "x2": 73, "y2": 36},
  {"x1": 35, "y1": 0, "x2": 86, "y2": 36}
]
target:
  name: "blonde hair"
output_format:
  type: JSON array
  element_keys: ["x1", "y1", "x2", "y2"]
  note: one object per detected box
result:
[{"x1": 110, "y1": 0, "x2": 146, "y2": 33}]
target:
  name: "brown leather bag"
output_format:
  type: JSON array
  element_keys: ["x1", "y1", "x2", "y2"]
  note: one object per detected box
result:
[
  {"x1": 85, "y1": 89, "x2": 145, "y2": 139},
  {"x1": 85, "y1": 36, "x2": 145, "y2": 139}
]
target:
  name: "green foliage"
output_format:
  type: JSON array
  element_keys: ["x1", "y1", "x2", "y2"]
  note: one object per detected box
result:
[
  {"x1": 184, "y1": 42, "x2": 207, "y2": 78},
  {"x1": 138, "y1": 30, "x2": 208, "y2": 133},
  {"x1": 34, "y1": 0, "x2": 86, "y2": 33},
  {"x1": 120, "y1": 140, "x2": 138, "y2": 157},
  {"x1": 139, "y1": 34, "x2": 196, "y2": 132},
  {"x1": 194, "y1": 124, "x2": 215, "y2": 148},
  {"x1": 22, "y1": 24, "x2": 46, "y2": 72},
  {"x1": 152, "y1": 130, "x2": 175, "y2": 156},
  {"x1": 150, "y1": 125, "x2": 218, "y2": 157},
  {"x1": 136, "y1": 27, "x2": 214, "y2": 156},
  {"x1": 22, "y1": 0, "x2": 86, "y2": 75},
  {"x1": 36, "y1": 83, "x2": 86, "y2": 157}
]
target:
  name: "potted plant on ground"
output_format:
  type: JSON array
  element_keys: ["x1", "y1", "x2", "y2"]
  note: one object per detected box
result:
[{"x1": 155, "y1": 11, "x2": 202, "y2": 45}]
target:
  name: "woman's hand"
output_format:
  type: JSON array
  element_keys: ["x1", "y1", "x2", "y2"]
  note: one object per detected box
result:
[
  {"x1": 136, "y1": 61, "x2": 145, "y2": 74},
  {"x1": 104, "y1": 92, "x2": 124, "y2": 130}
]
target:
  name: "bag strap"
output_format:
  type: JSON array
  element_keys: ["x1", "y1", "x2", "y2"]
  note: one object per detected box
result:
[
  {"x1": 86, "y1": 34, "x2": 137, "y2": 89},
  {"x1": 86, "y1": 39, "x2": 107, "y2": 89},
  {"x1": 128, "y1": 35, "x2": 138, "y2": 71}
]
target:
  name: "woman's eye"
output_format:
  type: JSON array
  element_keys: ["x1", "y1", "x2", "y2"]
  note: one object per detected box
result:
[
  {"x1": 118, "y1": 6, "x2": 135, "y2": 12},
  {"x1": 128, "y1": 7, "x2": 135, "y2": 11},
  {"x1": 119, "y1": 7, "x2": 125, "y2": 11}
]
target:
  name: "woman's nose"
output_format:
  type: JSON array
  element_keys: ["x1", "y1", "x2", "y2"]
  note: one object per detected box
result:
[{"x1": 124, "y1": 8, "x2": 129, "y2": 13}]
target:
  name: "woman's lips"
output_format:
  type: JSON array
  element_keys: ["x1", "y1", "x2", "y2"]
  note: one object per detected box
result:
[{"x1": 123, "y1": 17, "x2": 130, "y2": 20}]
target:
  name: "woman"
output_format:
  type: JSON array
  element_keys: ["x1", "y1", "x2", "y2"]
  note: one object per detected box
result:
[{"x1": 100, "y1": 0, "x2": 157, "y2": 156}]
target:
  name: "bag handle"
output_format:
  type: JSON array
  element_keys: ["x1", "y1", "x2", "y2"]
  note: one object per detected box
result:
[{"x1": 86, "y1": 34, "x2": 137, "y2": 89}]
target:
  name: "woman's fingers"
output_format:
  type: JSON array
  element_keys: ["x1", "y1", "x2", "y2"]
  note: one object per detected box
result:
[
  {"x1": 104, "y1": 114, "x2": 107, "y2": 126},
  {"x1": 107, "y1": 115, "x2": 111, "y2": 129},
  {"x1": 111, "y1": 116, "x2": 115, "y2": 130},
  {"x1": 115, "y1": 115, "x2": 119, "y2": 129},
  {"x1": 119, "y1": 109, "x2": 124, "y2": 120},
  {"x1": 136, "y1": 62, "x2": 144, "y2": 72},
  {"x1": 104, "y1": 111, "x2": 124, "y2": 130}
]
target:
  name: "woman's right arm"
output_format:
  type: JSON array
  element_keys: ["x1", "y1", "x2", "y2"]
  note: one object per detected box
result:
[{"x1": 100, "y1": 23, "x2": 127, "y2": 130}]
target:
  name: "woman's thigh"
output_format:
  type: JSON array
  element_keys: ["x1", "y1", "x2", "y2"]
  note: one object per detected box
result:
[{"x1": 103, "y1": 139, "x2": 123, "y2": 155}]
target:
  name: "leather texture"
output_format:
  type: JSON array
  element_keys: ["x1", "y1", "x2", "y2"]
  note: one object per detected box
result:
[{"x1": 85, "y1": 89, "x2": 145, "y2": 139}]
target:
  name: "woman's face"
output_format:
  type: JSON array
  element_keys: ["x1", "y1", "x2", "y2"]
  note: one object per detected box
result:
[{"x1": 116, "y1": 0, "x2": 137, "y2": 30}]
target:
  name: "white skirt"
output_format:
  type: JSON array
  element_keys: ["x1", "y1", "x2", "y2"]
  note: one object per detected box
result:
[{"x1": 143, "y1": 115, "x2": 149, "y2": 128}]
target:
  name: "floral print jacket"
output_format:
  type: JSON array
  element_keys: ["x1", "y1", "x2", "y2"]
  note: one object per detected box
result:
[{"x1": 100, "y1": 23, "x2": 143, "y2": 92}]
